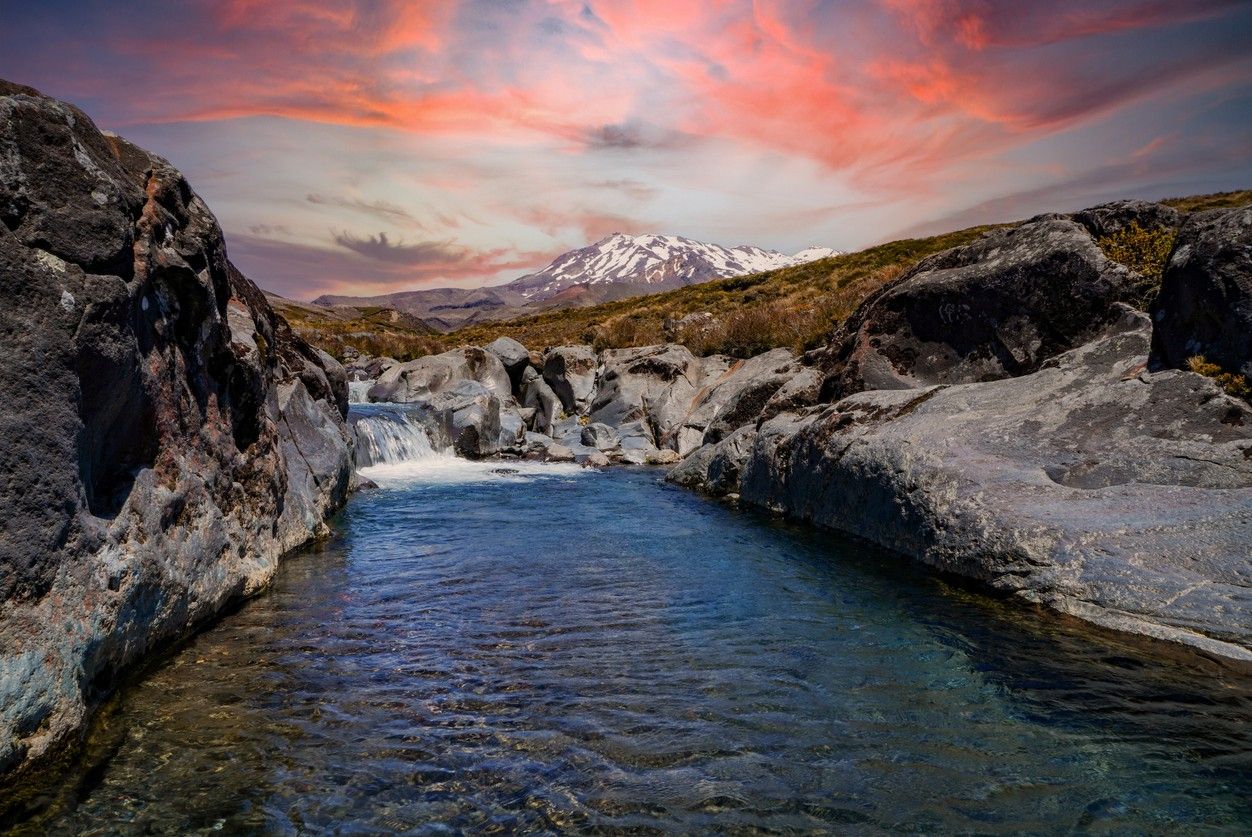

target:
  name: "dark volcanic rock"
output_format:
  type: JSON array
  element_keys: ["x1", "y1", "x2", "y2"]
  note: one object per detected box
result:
[
  {"x1": 543, "y1": 345, "x2": 598, "y2": 415},
  {"x1": 1072, "y1": 199, "x2": 1182, "y2": 240},
  {"x1": 818, "y1": 216, "x2": 1141, "y2": 401},
  {"x1": 1150, "y1": 205, "x2": 1252, "y2": 378},
  {"x1": 0, "y1": 82, "x2": 351, "y2": 783}
]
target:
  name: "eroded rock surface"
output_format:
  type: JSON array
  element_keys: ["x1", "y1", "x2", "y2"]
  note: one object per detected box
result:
[
  {"x1": 738, "y1": 309, "x2": 1252, "y2": 660},
  {"x1": 1151, "y1": 206, "x2": 1252, "y2": 378},
  {"x1": 817, "y1": 215, "x2": 1142, "y2": 401},
  {"x1": 0, "y1": 81, "x2": 351, "y2": 783}
]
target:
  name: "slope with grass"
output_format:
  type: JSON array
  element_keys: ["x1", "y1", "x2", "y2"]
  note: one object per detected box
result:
[{"x1": 440, "y1": 189, "x2": 1252, "y2": 359}]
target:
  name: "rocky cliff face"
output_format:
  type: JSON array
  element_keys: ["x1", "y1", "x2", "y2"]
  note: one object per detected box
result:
[{"x1": 0, "y1": 81, "x2": 352, "y2": 785}]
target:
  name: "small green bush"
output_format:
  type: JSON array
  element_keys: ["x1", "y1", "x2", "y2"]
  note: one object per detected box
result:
[
  {"x1": 1187, "y1": 355, "x2": 1251, "y2": 399},
  {"x1": 1097, "y1": 221, "x2": 1177, "y2": 306}
]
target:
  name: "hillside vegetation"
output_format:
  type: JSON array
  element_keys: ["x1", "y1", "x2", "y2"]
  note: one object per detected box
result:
[
  {"x1": 267, "y1": 294, "x2": 444, "y2": 361},
  {"x1": 288, "y1": 189, "x2": 1252, "y2": 361}
]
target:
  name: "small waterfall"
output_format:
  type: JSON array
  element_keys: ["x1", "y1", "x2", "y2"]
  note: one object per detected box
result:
[
  {"x1": 348, "y1": 380, "x2": 373, "y2": 404},
  {"x1": 351, "y1": 407, "x2": 440, "y2": 468}
]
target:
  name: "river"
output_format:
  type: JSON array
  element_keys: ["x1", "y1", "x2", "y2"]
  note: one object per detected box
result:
[{"x1": 20, "y1": 429, "x2": 1252, "y2": 833}]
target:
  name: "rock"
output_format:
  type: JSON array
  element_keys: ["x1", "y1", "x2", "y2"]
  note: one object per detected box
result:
[
  {"x1": 540, "y1": 441, "x2": 575, "y2": 463},
  {"x1": 617, "y1": 448, "x2": 650, "y2": 465},
  {"x1": 498, "y1": 403, "x2": 527, "y2": 451},
  {"x1": 485, "y1": 336, "x2": 531, "y2": 391},
  {"x1": 645, "y1": 449, "x2": 682, "y2": 465},
  {"x1": 416, "y1": 380, "x2": 502, "y2": 459},
  {"x1": 1072, "y1": 199, "x2": 1182, "y2": 240},
  {"x1": 0, "y1": 82, "x2": 351, "y2": 783},
  {"x1": 543, "y1": 345, "x2": 598, "y2": 415},
  {"x1": 758, "y1": 365, "x2": 823, "y2": 424},
  {"x1": 670, "y1": 348, "x2": 797, "y2": 453},
  {"x1": 580, "y1": 422, "x2": 620, "y2": 450},
  {"x1": 817, "y1": 215, "x2": 1141, "y2": 401},
  {"x1": 740, "y1": 307, "x2": 1252, "y2": 661},
  {"x1": 346, "y1": 355, "x2": 398, "y2": 381},
  {"x1": 548, "y1": 415, "x2": 586, "y2": 447},
  {"x1": 520, "y1": 365, "x2": 561, "y2": 435},
  {"x1": 1150, "y1": 205, "x2": 1252, "y2": 379},
  {"x1": 589, "y1": 344, "x2": 704, "y2": 442},
  {"x1": 580, "y1": 451, "x2": 611, "y2": 468},
  {"x1": 666, "y1": 425, "x2": 758, "y2": 496},
  {"x1": 368, "y1": 346, "x2": 510, "y2": 403}
]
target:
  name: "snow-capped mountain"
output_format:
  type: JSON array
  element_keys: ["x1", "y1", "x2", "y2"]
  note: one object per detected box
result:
[
  {"x1": 312, "y1": 233, "x2": 843, "y2": 331},
  {"x1": 506, "y1": 234, "x2": 842, "y2": 302}
]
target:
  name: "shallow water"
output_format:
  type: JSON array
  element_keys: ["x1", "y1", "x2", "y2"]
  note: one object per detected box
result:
[{"x1": 23, "y1": 464, "x2": 1252, "y2": 834}]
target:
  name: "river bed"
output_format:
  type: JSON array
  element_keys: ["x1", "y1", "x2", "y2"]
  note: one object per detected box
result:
[{"x1": 21, "y1": 459, "x2": 1252, "y2": 833}]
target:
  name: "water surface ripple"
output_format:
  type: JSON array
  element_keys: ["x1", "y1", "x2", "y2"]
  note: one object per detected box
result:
[{"x1": 31, "y1": 466, "x2": 1252, "y2": 833}]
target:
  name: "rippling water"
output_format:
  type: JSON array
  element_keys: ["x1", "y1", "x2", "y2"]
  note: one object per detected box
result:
[{"x1": 21, "y1": 464, "x2": 1252, "y2": 834}]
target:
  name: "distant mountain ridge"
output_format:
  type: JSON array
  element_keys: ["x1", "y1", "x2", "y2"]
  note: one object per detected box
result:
[{"x1": 313, "y1": 233, "x2": 841, "y2": 330}]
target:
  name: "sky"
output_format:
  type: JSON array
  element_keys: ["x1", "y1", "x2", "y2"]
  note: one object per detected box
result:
[{"x1": 2, "y1": 0, "x2": 1251, "y2": 300}]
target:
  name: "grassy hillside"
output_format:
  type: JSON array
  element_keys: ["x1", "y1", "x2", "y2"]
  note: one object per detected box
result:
[
  {"x1": 444, "y1": 225, "x2": 1002, "y2": 357},
  {"x1": 267, "y1": 294, "x2": 444, "y2": 361},
  {"x1": 278, "y1": 188, "x2": 1251, "y2": 362},
  {"x1": 443, "y1": 189, "x2": 1252, "y2": 358}
]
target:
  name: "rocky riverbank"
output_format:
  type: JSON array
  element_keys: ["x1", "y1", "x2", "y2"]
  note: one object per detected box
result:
[
  {"x1": 347, "y1": 199, "x2": 1252, "y2": 662},
  {"x1": 0, "y1": 81, "x2": 353, "y2": 791}
]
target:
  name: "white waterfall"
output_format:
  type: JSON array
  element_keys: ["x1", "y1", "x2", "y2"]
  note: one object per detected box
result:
[
  {"x1": 350, "y1": 405, "x2": 584, "y2": 486},
  {"x1": 352, "y1": 409, "x2": 439, "y2": 468},
  {"x1": 348, "y1": 380, "x2": 373, "y2": 404}
]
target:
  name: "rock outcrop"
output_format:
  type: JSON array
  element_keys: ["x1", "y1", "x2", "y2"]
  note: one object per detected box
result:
[
  {"x1": 1151, "y1": 206, "x2": 1252, "y2": 378},
  {"x1": 737, "y1": 308, "x2": 1252, "y2": 659},
  {"x1": 368, "y1": 346, "x2": 511, "y2": 403},
  {"x1": 816, "y1": 215, "x2": 1142, "y2": 401},
  {"x1": 0, "y1": 81, "x2": 352, "y2": 785},
  {"x1": 542, "y1": 345, "x2": 598, "y2": 415}
]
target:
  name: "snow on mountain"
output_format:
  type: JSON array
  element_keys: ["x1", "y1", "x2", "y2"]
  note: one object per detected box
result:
[{"x1": 507, "y1": 233, "x2": 842, "y2": 302}]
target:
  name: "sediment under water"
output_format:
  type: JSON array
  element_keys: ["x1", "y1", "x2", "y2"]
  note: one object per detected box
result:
[{"x1": 16, "y1": 455, "x2": 1252, "y2": 833}]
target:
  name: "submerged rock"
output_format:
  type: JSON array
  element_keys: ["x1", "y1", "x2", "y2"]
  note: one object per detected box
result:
[{"x1": 0, "y1": 81, "x2": 352, "y2": 782}]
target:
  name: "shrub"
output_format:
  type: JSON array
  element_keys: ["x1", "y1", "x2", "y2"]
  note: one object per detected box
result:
[
  {"x1": 1097, "y1": 221, "x2": 1177, "y2": 307},
  {"x1": 1187, "y1": 355, "x2": 1251, "y2": 399}
]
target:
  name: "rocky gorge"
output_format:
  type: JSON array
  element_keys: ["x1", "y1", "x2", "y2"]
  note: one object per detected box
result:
[
  {"x1": 3, "y1": 76, "x2": 1252, "y2": 820},
  {"x1": 348, "y1": 199, "x2": 1252, "y2": 662},
  {"x1": 0, "y1": 81, "x2": 353, "y2": 796}
]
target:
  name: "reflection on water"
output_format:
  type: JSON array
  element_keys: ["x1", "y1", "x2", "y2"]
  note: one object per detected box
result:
[{"x1": 19, "y1": 468, "x2": 1252, "y2": 833}]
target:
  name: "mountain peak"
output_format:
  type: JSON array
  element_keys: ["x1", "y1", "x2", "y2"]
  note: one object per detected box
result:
[{"x1": 506, "y1": 233, "x2": 843, "y2": 303}]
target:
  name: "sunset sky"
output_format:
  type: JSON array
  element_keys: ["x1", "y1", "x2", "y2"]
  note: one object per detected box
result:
[{"x1": 3, "y1": 0, "x2": 1251, "y2": 299}]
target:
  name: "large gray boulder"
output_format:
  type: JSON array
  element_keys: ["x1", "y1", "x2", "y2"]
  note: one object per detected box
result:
[
  {"x1": 817, "y1": 215, "x2": 1141, "y2": 401},
  {"x1": 1071, "y1": 199, "x2": 1182, "y2": 240},
  {"x1": 589, "y1": 344, "x2": 704, "y2": 443},
  {"x1": 543, "y1": 345, "x2": 598, "y2": 415},
  {"x1": 1151, "y1": 205, "x2": 1252, "y2": 378},
  {"x1": 581, "y1": 422, "x2": 620, "y2": 450},
  {"x1": 740, "y1": 308, "x2": 1252, "y2": 661},
  {"x1": 415, "y1": 380, "x2": 502, "y2": 459},
  {"x1": 368, "y1": 346, "x2": 510, "y2": 403},
  {"x1": 0, "y1": 82, "x2": 352, "y2": 783},
  {"x1": 669, "y1": 348, "x2": 798, "y2": 454},
  {"x1": 520, "y1": 365, "x2": 561, "y2": 435},
  {"x1": 667, "y1": 425, "x2": 758, "y2": 496},
  {"x1": 485, "y1": 335, "x2": 531, "y2": 391}
]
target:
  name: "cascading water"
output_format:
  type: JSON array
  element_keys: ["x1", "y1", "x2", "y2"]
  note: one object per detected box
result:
[
  {"x1": 347, "y1": 380, "x2": 373, "y2": 404},
  {"x1": 351, "y1": 406, "x2": 440, "y2": 468},
  {"x1": 349, "y1": 404, "x2": 583, "y2": 485}
]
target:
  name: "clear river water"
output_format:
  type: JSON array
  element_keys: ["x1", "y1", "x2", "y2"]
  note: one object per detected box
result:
[{"x1": 19, "y1": 444, "x2": 1252, "y2": 834}]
